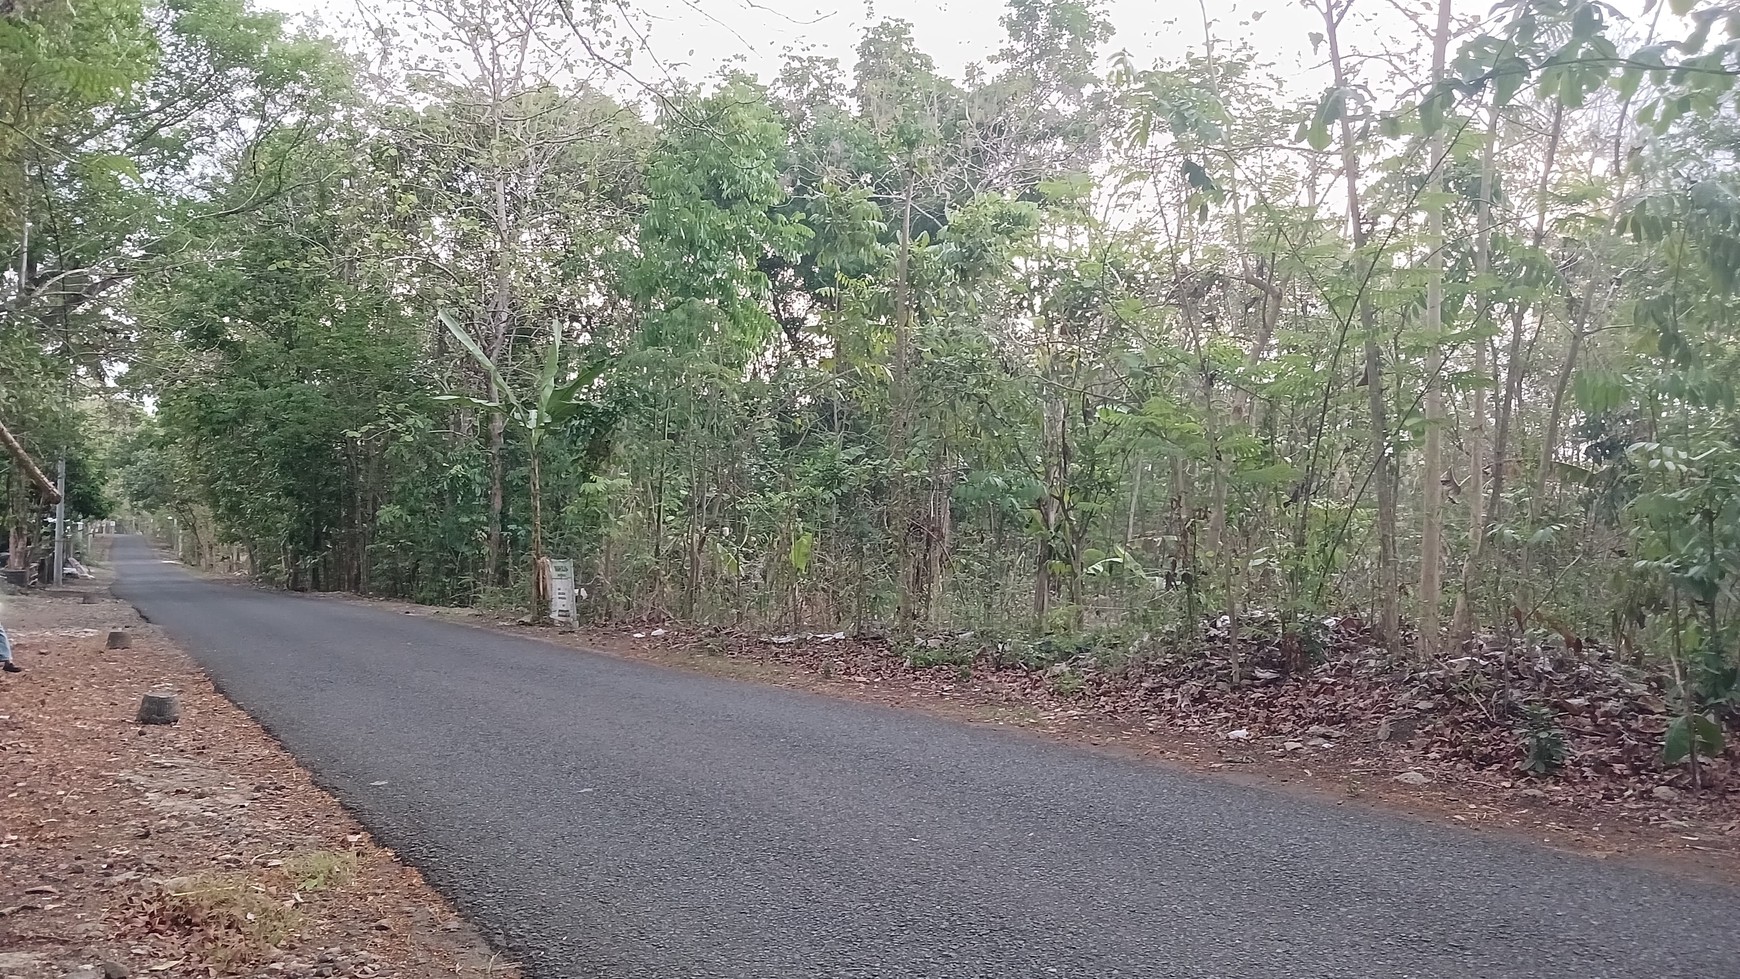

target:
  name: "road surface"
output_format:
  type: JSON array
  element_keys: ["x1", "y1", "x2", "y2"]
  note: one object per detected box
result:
[{"x1": 110, "y1": 536, "x2": 1739, "y2": 978}]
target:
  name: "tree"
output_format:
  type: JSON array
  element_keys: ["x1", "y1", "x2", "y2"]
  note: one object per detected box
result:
[
  {"x1": 1417, "y1": 0, "x2": 1454, "y2": 656},
  {"x1": 1313, "y1": 0, "x2": 1400, "y2": 651},
  {"x1": 437, "y1": 311, "x2": 610, "y2": 620},
  {"x1": 371, "y1": 0, "x2": 639, "y2": 586},
  {"x1": 57, "y1": 0, "x2": 1740, "y2": 778}
]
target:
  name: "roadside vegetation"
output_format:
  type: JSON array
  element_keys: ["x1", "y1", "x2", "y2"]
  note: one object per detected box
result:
[{"x1": 2, "y1": 0, "x2": 1738, "y2": 798}]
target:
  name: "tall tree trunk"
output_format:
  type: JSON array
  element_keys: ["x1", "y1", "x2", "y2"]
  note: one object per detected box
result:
[
  {"x1": 685, "y1": 437, "x2": 705, "y2": 621},
  {"x1": 1196, "y1": 16, "x2": 1249, "y2": 563},
  {"x1": 1322, "y1": 0, "x2": 1399, "y2": 650},
  {"x1": 1034, "y1": 390, "x2": 1060, "y2": 626},
  {"x1": 486, "y1": 411, "x2": 506, "y2": 585},
  {"x1": 1528, "y1": 293, "x2": 1588, "y2": 545},
  {"x1": 891, "y1": 169, "x2": 921, "y2": 635},
  {"x1": 1205, "y1": 373, "x2": 1228, "y2": 558},
  {"x1": 1235, "y1": 272, "x2": 1284, "y2": 425},
  {"x1": 1126, "y1": 458, "x2": 1143, "y2": 544},
  {"x1": 927, "y1": 461, "x2": 950, "y2": 624},
  {"x1": 1417, "y1": 0, "x2": 1453, "y2": 658},
  {"x1": 0, "y1": 415, "x2": 61, "y2": 503},
  {"x1": 529, "y1": 440, "x2": 548, "y2": 623},
  {"x1": 1170, "y1": 456, "x2": 1199, "y2": 631},
  {"x1": 1526, "y1": 69, "x2": 1647, "y2": 574},
  {"x1": 1486, "y1": 101, "x2": 1564, "y2": 619},
  {"x1": 1451, "y1": 106, "x2": 1501, "y2": 646}
]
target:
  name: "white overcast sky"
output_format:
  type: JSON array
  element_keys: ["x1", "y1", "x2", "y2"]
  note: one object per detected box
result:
[
  {"x1": 608, "y1": 0, "x2": 1345, "y2": 87},
  {"x1": 258, "y1": 0, "x2": 1668, "y2": 107},
  {"x1": 254, "y1": 0, "x2": 1470, "y2": 96}
]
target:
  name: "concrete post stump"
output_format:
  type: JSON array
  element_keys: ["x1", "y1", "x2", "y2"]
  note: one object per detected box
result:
[
  {"x1": 136, "y1": 691, "x2": 180, "y2": 725},
  {"x1": 106, "y1": 630, "x2": 131, "y2": 649}
]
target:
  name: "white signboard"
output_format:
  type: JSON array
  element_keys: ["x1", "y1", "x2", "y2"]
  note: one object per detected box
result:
[{"x1": 548, "y1": 559, "x2": 576, "y2": 627}]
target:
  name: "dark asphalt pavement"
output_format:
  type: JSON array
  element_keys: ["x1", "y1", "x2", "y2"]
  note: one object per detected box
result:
[{"x1": 109, "y1": 536, "x2": 1740, "y2": 978}]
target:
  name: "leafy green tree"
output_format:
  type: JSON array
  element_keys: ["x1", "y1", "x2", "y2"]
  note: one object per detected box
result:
[{"x1": 29, "y1": 0, "x2": 1740, "y2": 778}]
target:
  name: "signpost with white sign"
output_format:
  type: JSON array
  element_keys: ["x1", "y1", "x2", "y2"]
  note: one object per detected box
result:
[{"x1": 548, "y1": 558, "x2": 576, "y2": 628}]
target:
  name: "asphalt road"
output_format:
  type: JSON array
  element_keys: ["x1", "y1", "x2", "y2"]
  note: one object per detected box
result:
[{"x1": 109, "y1": 535, "x2": 1740, "y2": 978}]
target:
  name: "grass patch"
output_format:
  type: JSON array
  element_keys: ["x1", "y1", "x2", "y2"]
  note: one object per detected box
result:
[
  {"x1": 474, "y1": 583, "x2": 526, "y2": 616},
  {"x1": 903, "y1": 643, "x2": 976, "y2": 669},
  {"x1": 283, "y1": 849, "x2": 357, "y2": 892},
  {"x1": 145, "y1": 872, "x2": 300, "y2": 970},
  {"x1": 1048, "y1": 666, "x2": 1086, "y2": 697}
]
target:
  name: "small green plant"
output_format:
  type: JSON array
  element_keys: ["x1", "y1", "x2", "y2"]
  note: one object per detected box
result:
[
  {"x1": 283, "y1": 850, "x2": 357, "y2": 892},
  {"x1": 1039, "y1": 604, "x2": 1087, "y2": 636},
  {"x1": 474, "y1": 582, "x2": 527, "y2": 615},
  {"x1": 1049, "y1": 665, "x2": 1086, "y2": 698},
  {"x1": 903, "y1": 643, "x2": 974, "y2": 669},
  {"x1": 1277, "y1": 613, "x2": 1331, "y2": 674},
  {"x1": 1663, "y1": 710, "x2": 1724, "y2": 767},
  {"x1": 990, "y1": 637, "x2": 1034, "y2": 669},
  {"x1": 1517, "y1": 705, "x2": 1567, "y2": 776}
]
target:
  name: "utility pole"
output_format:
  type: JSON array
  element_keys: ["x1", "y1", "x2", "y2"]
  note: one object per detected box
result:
[{"x1": 53, "y1": 457, "x2": 66, "y2": 584}]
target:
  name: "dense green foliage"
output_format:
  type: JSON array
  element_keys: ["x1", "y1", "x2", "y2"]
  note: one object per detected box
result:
[{"x1": 4, "y1": 0, "x2": 1739, "y2": 754}]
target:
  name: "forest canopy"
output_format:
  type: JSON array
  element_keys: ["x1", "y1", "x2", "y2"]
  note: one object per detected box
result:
[{"x1": 3, "y1": 0, "x2": 1738, "y2": 756}]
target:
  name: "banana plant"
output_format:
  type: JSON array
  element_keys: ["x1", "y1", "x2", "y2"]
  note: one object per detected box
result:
[{"x1": 434, "y1": 309, "x2": 609, "y2": 621}]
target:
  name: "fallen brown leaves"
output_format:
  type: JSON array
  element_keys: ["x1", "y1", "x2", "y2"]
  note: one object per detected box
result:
[{"x1": 0, "y1": 576, "x2": 517, "y2": 979}]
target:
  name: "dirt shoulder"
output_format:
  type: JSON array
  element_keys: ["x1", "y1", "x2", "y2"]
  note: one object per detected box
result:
[
  {"x1": 314, "y1": 590, "x2": 1740, "y2": 881},
  {"x1": 0, "y1": 571, "x2": 519, "y2": 979}
]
